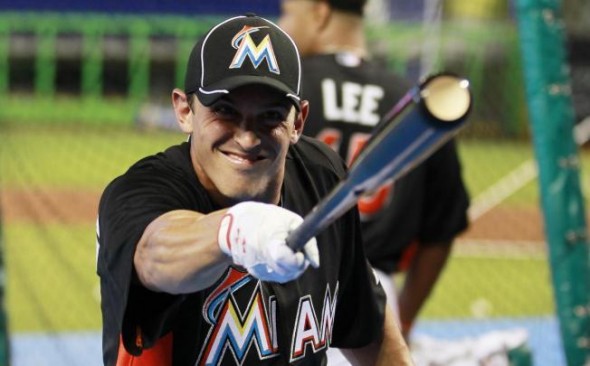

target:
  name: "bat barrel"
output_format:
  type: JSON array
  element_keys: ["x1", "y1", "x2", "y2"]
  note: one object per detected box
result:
[
  {"x1": 348, "y1": 72, "x2": 472, "y2": 194},
  {"x1": 419, "y1": 73, "x2": 472, "y2": 125},
  {"x1": 286, "y1": 73, "x2": 473, "y2": 252}
]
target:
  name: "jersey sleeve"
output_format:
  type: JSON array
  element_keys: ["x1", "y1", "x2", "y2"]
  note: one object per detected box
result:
[
  {"x1": 96, "y1": 166, "x2": 200, "y2": 360},
  {"x1": 419, "y1": 139, "x2": 470, "y2": 244}
]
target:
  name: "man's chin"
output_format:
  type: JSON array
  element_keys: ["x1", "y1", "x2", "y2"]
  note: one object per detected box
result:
[{"x1": 221, "y1": 185, "x2": 274, "y2": 205}]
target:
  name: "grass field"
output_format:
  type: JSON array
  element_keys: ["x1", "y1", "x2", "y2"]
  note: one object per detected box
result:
[
  {"x1": 459, "y1": 139, "x2": 540, "y2": 205},
  {"x1": 1, "y1": 124, "x2": 589, "y2": 334}
]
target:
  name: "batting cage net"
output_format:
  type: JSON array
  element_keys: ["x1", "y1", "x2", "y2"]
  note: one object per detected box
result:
[{"x1": 0, "y1": 1, "x2": 588, "y2": 365}]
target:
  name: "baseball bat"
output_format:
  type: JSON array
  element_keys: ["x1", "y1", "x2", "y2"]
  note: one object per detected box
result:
[{"x1": 287, "y1": 72, "x2": 473, "y2": 251}]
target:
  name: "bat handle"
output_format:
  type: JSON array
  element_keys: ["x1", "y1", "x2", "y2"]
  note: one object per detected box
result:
[
  {"x1": 286, "y1": 224, "x2": 309, "y2": 252},
  {"x1": 287, "y1": 205, "x2": 326, "y2": 251},
  {"x1": 286, "y1": 180, "x2": 355, "y2": 251}
]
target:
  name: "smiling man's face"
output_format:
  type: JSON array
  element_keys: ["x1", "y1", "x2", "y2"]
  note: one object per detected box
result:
[{"x1": 186, "y1": 84, "x2": 307, "y2": 206}]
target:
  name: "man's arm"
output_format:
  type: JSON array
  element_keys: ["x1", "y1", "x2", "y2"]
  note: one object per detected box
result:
[
  {"x1": 133, "y1": 203, "x2": 320, "y2": 294},
  {"x1": 397, "y1": 241, "x2": 452, "y2": 339},
  {"x1": 134, "y1": 209, "x2": 233, "y2": 294},
  {"x1": 341, "y1": 305, "x2": 414, "y2": 365}
]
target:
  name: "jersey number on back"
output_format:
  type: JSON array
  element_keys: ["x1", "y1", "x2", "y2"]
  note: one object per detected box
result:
[{"x1": 316, "y1": 129, "x2": 393, "y2": 220}]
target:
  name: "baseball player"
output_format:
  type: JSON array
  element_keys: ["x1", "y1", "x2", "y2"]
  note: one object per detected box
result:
[
  {"x1": 96, "y1": 14, "x2": 413, "y2": 366},
  {"x1": 279, "y1": 0, "x2": 470, "y2": 342}
]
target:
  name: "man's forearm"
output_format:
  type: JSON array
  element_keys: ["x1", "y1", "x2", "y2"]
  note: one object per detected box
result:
[
  {"x1": 398, "y1": 242, "x2": 452, "y2": 337},
  {"x1": 375, "y1": 305, "x2": 414, "y2": 365},
  {"x1": 134, "y1": 209, "x2": 232, "y2": 294}
]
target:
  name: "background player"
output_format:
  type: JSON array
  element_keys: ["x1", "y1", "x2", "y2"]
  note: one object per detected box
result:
[
  {"x1": 279, "y1": 0, "x2": 470, "y2": 342},
  {"x1": 96, "y1": 14, "x2": 413, "y2": 366}
]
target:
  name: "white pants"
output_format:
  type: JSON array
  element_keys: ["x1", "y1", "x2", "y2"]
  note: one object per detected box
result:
[{"x1": 326, "y1": 269, "x2": 399, "y2": 365}]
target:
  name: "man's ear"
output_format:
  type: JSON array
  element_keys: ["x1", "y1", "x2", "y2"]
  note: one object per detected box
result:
[
  {"x1": 314, "y1": 0, "x2": 332, "y2": 31},
  {"x1": 291, "y1": 100, "x2": 309, "y2": 144},
  {"x1": 172, "y1": 88, "x2": 193, "y2": 134}
]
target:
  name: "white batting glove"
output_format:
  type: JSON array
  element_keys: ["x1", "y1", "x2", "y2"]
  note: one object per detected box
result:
[{"x1": 218, "y1": 202, "x2": 320, "y2": 283}]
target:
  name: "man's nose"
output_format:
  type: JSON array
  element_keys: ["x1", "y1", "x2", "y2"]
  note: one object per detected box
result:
[{"x1": 234, "y1": 120, "x2": 261, "y2": 148}]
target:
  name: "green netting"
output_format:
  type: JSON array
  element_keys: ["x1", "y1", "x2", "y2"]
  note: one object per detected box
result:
[{"x1": 515, "y1": 0, "x2": 590, "y2": 364}]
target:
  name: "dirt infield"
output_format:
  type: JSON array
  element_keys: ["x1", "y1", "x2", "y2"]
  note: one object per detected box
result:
[
  {"x1": 461, "y1": 206, "x2": 545, "y2": 242},
  {"x1": 1, "y1": 188, "x2": 552, "y2": 243},
  {"x1": 1, "y1": 189, "x2": 100, "y2": 226}
]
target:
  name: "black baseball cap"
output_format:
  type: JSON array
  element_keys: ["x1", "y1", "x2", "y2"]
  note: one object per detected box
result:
[
  {"x1": 184, "y1": 14, "x2": 302, "y2": 109},
  {"x1": 325, "y1": 0, "x2": 366, "y2": 15}
]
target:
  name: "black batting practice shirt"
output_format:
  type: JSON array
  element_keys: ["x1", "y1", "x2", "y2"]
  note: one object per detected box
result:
[
  {"x1": 96, "y1": 138, "x2": 386, "y2": 366},
  {"x1": 300, "y1": 53, "x2": 470, "y2": 273}
]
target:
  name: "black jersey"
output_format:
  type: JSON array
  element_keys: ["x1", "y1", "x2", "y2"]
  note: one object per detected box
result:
[
  {"x1": 96, "y1": 138, "x2": 386, "y2": 366},
  {"x1": 300, "y1": 53, "x2": 470, "y2": 273}
]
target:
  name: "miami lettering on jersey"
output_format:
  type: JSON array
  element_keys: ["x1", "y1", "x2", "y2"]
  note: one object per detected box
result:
[
  {"x1": 290, "y1": 283, "x2": 338, "y2": 362},
  {"x1": 230, "y1": 26, "x2": 280, "y2": 74},
  {"x1": 197, "y1": 268, "x2": 339, "y2": 365}
]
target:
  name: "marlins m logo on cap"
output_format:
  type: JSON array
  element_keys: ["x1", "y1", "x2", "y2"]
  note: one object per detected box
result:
[
  {"x1": 184, "y1": 14, "x2": 301, "y2": 108},
  {"x1": 230, "y1": 26, "x2": 280, "y2": 75}
]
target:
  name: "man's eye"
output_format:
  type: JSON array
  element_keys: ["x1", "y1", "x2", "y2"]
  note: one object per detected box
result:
[
  {"x1": 213, "y1": 105, "x2": 238, "y2": 119},
  {"x1": 261, "y1": 111, "x2": 286, "y2": 124}
]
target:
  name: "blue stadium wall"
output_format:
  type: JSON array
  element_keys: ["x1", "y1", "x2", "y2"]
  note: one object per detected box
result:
[{"x1": 0, "y1": 0, "x2": 280, "y2": 16}]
